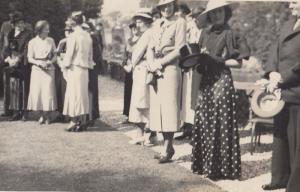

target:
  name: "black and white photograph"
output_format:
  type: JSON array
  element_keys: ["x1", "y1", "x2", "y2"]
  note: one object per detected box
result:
[{"x1": 0, "y1": 0, "x2": 299, "y2": 191}]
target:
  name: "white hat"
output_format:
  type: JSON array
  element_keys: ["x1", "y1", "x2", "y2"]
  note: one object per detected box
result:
[
  {"x1": 198, "y1": 0, "x2": 237, "y2": 21},
  {"x1": 157, "y1": 0, "x2": 176, "y2": 7},
  {"x1": 133, "y1": 8, "x2": 153, "y2": 21}
]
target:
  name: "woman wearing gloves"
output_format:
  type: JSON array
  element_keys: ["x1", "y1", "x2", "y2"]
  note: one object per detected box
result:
[
  {"x1": 147, "y1": 0, "x2": 186, "y2": 163},
  {"x1": 191, "y1": 0, "x2": 250, "y2": 180}
]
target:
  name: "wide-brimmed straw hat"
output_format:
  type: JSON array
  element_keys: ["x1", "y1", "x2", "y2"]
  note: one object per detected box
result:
[
  {"x1": 251, "y1": 89, "x2": 285, "y2": 118},
  {"x1": 157, "y1": 0, "x2": 176, "y2": 7},
  {"x1": 198, "y1": 0, "x2": 237, "y2": 21},
  {"x1": 133, "y1": 8, "x2": 153, "y2": 22}
]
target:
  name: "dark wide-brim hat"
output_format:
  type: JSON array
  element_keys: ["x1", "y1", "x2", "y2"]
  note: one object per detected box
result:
[
  {"x1": 251, "y1": 89, "x2": 285, "y2": 118},
  {"x1": 179, "y1": 44, "x2": 201, "y2": 69},
  {"x1": 11, "y1": 11, "x2": 24, "y2": 24}
]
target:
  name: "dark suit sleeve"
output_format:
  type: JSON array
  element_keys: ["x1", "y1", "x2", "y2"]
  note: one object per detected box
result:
[{"x1": 263, "y1": 40, "x2": 279, "y2": 78}]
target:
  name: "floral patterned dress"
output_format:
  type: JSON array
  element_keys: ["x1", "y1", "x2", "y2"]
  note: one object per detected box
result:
[{"x1": 191, "y1": 24, "x2": 250, "y2": 179}]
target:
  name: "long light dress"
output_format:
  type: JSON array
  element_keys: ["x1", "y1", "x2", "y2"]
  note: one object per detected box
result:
[{"x1": 27, "y1": 36, "x2": 57, "y2": 111}]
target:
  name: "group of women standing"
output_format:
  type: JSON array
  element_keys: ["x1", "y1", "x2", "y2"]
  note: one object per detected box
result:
[
  {"x1": 4, "y1": 11, "x2": 101, "y2": 132},
  {"x1": 122, "y1": 0, "x2": 250, "y2": 180}
]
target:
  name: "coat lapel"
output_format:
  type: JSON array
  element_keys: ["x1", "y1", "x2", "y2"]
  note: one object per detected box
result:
[{"x1": 281, "y1": 18, "x2": 300, "y2": 43}]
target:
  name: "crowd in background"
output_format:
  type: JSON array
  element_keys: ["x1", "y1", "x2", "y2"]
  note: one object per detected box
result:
[
  {"x1": 0, "y1": 9, "x2": 103, "y2": 131},
  {"x1": 0, "y1": 0, "x2": 300, "y2": 191}
]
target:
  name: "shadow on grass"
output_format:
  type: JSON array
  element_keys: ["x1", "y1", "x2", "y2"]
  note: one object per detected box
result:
[
  {"x1": 0, "y1": 164, "x2": 222, "y2": 192},
  {"x1": 85, "y1": 120, "x2": 117, "y2": 132},
  {"x1": 241, "y1": 159, "x2": 271, "y2": 181},
  {"x1": 240, "y1": 143, "x2": 273, "y2": 155}
]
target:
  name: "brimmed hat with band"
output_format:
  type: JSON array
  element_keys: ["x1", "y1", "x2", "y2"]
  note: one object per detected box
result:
[
  {"x1": 197, "y1": 0, "x2": 238, "y2": 21},
  {"x1": 133, "y1": 8, "x2": 153, "y2": 23},
  {"x1": 251, "y1": 89, "x2": 285, "y2": 118},
  {"x1": 157, "y1": 0, "x2": 176, "y2": 7}
]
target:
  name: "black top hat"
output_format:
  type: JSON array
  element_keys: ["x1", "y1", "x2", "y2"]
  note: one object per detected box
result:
[{"x1": 179, "y1": 44, "x2": 202, "y2": 69}]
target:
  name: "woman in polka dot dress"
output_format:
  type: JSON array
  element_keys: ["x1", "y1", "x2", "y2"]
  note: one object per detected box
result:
[{"x1": 191, "y1": 0, "x2": 250, "y2": 180}]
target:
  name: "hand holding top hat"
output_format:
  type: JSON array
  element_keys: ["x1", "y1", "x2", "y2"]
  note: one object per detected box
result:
[
  {"x1": 252, "y1": 72, "x2": 285, "y2": 118},
  {"x1": 179, "y1": 44, "x2": 216, "y2": 71}
]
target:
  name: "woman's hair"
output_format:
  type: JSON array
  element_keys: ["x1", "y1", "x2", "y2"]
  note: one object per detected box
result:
[
  {"x1": 34, "y1": 20, "x2": 49, "y2": 35},
  {"x1": 71, "y1": 12, "x2": 85, "y2": 25},
  {"x1": 207, "y1": 6, "x2": 232, "y2": 24}
]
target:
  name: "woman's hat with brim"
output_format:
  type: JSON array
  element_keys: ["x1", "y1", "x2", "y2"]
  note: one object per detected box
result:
[
  {"x1": 11, "y1": 11, "x2": 24, "y2": 24},
  {"x1": 157, "y1": 0, "x2": 176, "y2": 7},
  {"x1": 133, "y1": 8, "x2": 153, "y2": 22},
  {"x1": 198, "y1": 0, "x2": 238, "y2": 21},
  {"x1": 251, "y1": 89, "x2": 285, "y2": 118},
  {"x1": 133, "y1": 12, "x2": 153, "y2": 21}
]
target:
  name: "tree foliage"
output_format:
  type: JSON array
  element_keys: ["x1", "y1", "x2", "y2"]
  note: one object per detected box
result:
[{"x1": 0, "y1": 0, "x2": 103, "y2": 43}]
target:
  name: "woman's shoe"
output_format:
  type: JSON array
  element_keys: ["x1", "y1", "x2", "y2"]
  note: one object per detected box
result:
[
  {"x1": 262, "y1": 183, "x2": 286, "y2": 190},
  {"x1": 65, "y1": 122, "x2": 77, "y2": 132},
  {"x1": 38, "y1": 116, "x2": 45, "y2": 125},
  {"x1": 45, "y1": 118, "x2": 51, "y2": 125},
  {"x1": 129, "y1": 137, "x2": 145, "y2": 145},
  {"x1": 158, "y1": 149, "x2": 175, "y2": 164}
]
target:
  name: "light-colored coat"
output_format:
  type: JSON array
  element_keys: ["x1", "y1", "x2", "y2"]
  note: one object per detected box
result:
[
  {"x1": 62, "y1": 27, "x2": 94, "y2": 117},
  {"x1": 128, "y1": 29, "x2": 151, "y2": 123},
  {"x1": 147, "y1": 16, "x2": 186, "y2": 132},
  {"x1": 181, "y1": 25, "x2": 203, "y2": 124}
]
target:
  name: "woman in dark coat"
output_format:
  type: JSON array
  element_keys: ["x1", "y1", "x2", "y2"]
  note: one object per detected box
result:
[
  {"x1": 191, "y1": 0, "x2": 250, "y2": 180},
  {"x1": 4, "y1": 13, "x2": 32, "y2": 121}
]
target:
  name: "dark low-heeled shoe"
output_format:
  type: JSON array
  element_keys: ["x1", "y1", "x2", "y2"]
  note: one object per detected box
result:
[
  {"x1": 158, "y1": 150, "x2": 175, "y2": 164},
  {"x1": 262, "y1": 183, "x2": 286, "y2": 190}
]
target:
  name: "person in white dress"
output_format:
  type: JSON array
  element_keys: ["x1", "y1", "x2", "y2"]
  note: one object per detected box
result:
[
  {"x1": 177, "y1": 6, "x2": 206, "y2": 140},
  {"x1": 27, "y1": 20, "x2": 57, "y2": 125},
  {"x1": 62, "y1": 12, "x2": 95, "y2": 132},
  {"x1": 127, "y1": 11, "x2": 153, "y2": 145}
]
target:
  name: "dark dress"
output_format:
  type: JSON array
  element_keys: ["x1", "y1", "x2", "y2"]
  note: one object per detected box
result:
[
  {"x1": 122, "y1": 37, "x2": 138, "y2": 117},
  {"x1": 56, "y1": 38, "x2": 67, "y2": 114},
  {"x1": 192, "y1": 24, "x2": 250, "y2": 179},
  {"x1": 5, "y1": 29, "x2": 32, "y2": 112},
  {"x1": 88, "y1": 32, "x2": 102, "y2": 121}
]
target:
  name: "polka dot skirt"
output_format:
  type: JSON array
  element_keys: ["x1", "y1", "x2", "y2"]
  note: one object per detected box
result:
[{"x1": 191, "y1": 69, "x2": 241, "y2": 180}]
